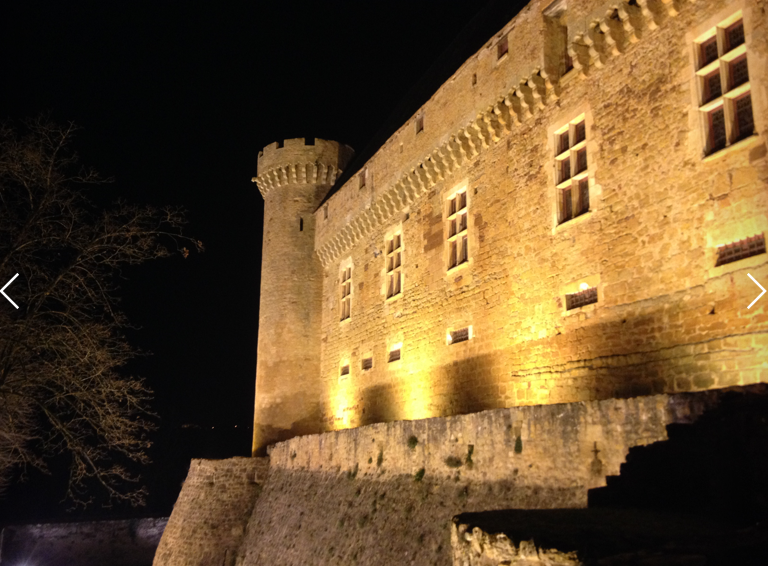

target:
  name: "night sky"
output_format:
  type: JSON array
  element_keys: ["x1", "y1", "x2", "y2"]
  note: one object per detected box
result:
[{"x1": 0, "y1": 0, "x2": 507, "y2": 521}]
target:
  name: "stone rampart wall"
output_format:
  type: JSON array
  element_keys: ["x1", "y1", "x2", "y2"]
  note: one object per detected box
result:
[
  {"x1": 153, "y1": 457, "x2": 268, "y2": 566},
  {"x1": 233, "y1": 390, "x2": 728, "y2": 566}
]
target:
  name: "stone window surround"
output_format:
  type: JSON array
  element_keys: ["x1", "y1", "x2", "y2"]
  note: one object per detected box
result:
[
  {"x1": 446, "y1": 324, "x2": 474, "y2": 346},
  {"x1": 685, "y1": 2, "x2": 761, "y2": 165},
  {"x1": 339, "y1": 257, "x2": 353, "y2": 323},
  {"x1": 554, "y1": 113, "x2": 589, "y2": 225},
  {"x1": 339, "y1": 360, "x2": 350, "y2": 381},
  {"x1": 693, "y1": 10, "x2": 754, "y2": 157},
  {"x1": 383, "y1": 224, "x2": 404, "y2": 302},
  {"x1": 445, "y1": 181, "x2": 470, "y2": 274},
  {"x1": 387, "y1": 341, "x2": 403, "y2": 366},
  {"x1": 548, "y1": 108, "x2": 599, "y2": 235},
  {"x1": 560, "y1": 274, "x2": 601, "y2": 317}
]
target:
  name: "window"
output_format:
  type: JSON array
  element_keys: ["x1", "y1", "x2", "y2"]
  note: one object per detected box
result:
[
  {"x1": 416, "y1": 112, "x2": 424, "y2": 134},
  {"x1": 340, "y1": 266, "x2": 352, "y2": 321},
  {"x1": 715, "y1": 234, "x2": 765, "y2": 266},
  {"x1": 361, "y1": 357, "x2": 373, "y2": 371},
  {"x1": 695, "y1": 14, "x2": 754, "y2": 156},
  {"x1": 497, "y1": 35, "x2": 509, "y2": 60},
  {"x1": 324, "y1": 205, "x2": 328, "y2": 220},
  {"x1": 447, "y1": 327, "x2": 471, "y2": 345},
  {"x1": 359, "y1": 168, "x2": 367, "y2": 189},
  {"x1": 447, "y1": 190, "x2": 468, "y2": 269},
  {"x1": 340, "y1": 364, "x2": 350, "y2": 377},
  {"x1": 388, "y1": 345, "x2": 401, "y2": 363},
  {"x1": 554, "y1": 115, "x2": 590, "y2": 224},
  {"x1": 565, "y1": 286, "x2": 598, "y2": 310},
  {"x1": 385, "y1": 233, "x2": 402, "y2": 299}
]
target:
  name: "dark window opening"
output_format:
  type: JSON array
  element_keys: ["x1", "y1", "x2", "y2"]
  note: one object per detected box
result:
[
  {"x1": 340, "y1": 365, "x2": 350, "y2": 377},
  {"x1": 715, "y1": 233, "x2": 765, "y2": 266},
  {"x1": 450, "y1": 327, "x2": 470, "y2": 345},
  {"x1": 416, "y1": 114, "x2": 424, "y2": 134},
  {"x1": 726, "y1": 21, "x2": 744, "y2": 51},
  {"x1": 566, "y1": 287, "x2": 598, "y2": 310},
  {"x1": 563, "y1": 26, "x2": 573, "y2": 73},
  {"x1": 579, "y1": 179, "x2": 590, "y2": 215},
  {"x1": 362, "y1": 358, "x2": 373, "y2": 371},
  {"x1": 574, "y1": 121, "x2": 586, "y2": 145},
  {"x1": 729, "y1": 56, "x2": 749, "y2": 89},
  {"x1": 700, "y1": 37, "x2": 718, "y2": 68},
  {"x1": 388, "y1": 348, "x2": 401, "y2": 363},
  {"x1": 576, "y1": 149, "x2": 588, "y2": 174},
  {"x1": 704, "y1": 71, "x2": 722, "y2": 103},
  {"x1": 734, "y1": 94, "x2": 754, "y2": 141},
  {"x1": 561, "y1": 187, "x2": 572, "y2": 222},
  {"x1": 708, "y1": 107, "x2": 727, "y2": 154},
  {"x1": 472, "y1": 73, "x2": 477, "y2": 86},
  {"x1": 497, "y1": 36, "x2": 509, "y2": 59},
  {"x1": 299, "y1": 217, "x2": 303, "y2": 232}
]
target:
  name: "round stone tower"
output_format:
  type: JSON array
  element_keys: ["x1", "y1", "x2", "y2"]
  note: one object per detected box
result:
[{"x1": 251, "y1": 138, "x2": 354, "y2": 455}]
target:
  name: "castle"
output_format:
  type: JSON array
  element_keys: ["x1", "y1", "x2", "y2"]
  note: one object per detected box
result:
[
  {"x1": 250, "y1": 0, "x2": 766, "y2": 453},
  {"x1": 155, "y1": 0, "x2": 768, "y2": 563}
]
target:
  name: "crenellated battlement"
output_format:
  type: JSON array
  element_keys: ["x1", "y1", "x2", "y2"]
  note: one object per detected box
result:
[{"x1": 253, "y1": 138, "x2": 354, "y2": 198}]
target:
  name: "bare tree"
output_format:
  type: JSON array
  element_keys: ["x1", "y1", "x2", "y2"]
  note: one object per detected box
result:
[{"x1": 0, "y1": 117, "x2": 203, "y2": 505}]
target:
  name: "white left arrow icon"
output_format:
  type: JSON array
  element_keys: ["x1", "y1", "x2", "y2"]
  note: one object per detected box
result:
[
  {"x1": 1, "y1": 273, "x2": 19, "y2": 309},
  {"x1": 748, "y1": 273, "x2": 766, "y2": 309}
]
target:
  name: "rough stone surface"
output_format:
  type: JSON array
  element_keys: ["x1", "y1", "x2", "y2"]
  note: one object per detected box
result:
[
  {"x1": 0, "y1": 517, "x2": 167, "y2": 566},
  {"x1": 152, "y1": 457, "x2": 268, "y2": 566},
  {"x1": 450, "y1": 508, "x2": 768, "y2": 565},
  {"x1": 155, "y1": 388, "x2": 763, "y2": 566}
]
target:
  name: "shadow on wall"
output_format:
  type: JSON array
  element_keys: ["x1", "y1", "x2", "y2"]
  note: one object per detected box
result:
[
  {"x1": 360, "y1": 383, "x2": 399, "y2": 426},
  {"x1": 354, "y1": 352, "x2": 504, "y2": 426},
  {"x1": 257, "y1": 395, "x2": 324, "y2": 456},
  {"x1": 441, "y1": 351, "x2": 506, "y2": 416},
  {"x1": 589, "y1": 386, "x2": 768, "y2": 527}
]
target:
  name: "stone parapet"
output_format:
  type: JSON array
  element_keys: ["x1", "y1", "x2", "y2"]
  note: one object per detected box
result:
[{"x1": 253, "y1": 138, "x2": 353, "y2": 198}]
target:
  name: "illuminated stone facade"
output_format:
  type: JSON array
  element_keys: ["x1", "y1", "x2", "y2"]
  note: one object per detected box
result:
[{"x1": 252, "y1": 0, "x2": 767, "y2": 454}]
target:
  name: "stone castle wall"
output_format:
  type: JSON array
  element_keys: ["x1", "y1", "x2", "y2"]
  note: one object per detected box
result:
[
  {"x1": 152, "y1": 457, "x2": 268, "y2": 566},
  {"x1": 202, "y1": 388, "x2": 728, "y2": 566},
  {"x1": 312, "y1": 0, "x2": 768, "y2": 434}
]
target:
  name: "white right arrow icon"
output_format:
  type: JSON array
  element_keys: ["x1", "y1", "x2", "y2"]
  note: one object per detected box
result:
[
  {"x1": 748, "y1": 273, "x2": 765, "y2": 309},
  {"x1": 1, "y1": 273, "x2": 19, "y2": 309}
]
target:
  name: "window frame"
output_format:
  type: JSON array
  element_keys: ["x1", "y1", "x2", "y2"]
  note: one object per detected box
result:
[
  {"x1": 554, "y1": 115, "x2": 590, "y2": 225},
  {"x1": 446, "y1": 188, "x2": 469, "y2": 272},
  {"x1": 694, "y1": 13, "x2": 754, "y2": 157},
  {"x1": 339, "y1": 264, "x2": 352, "y2": 322},
  {"x1": 385, "y1": 232, "x2": 403, "y2": 300}
]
